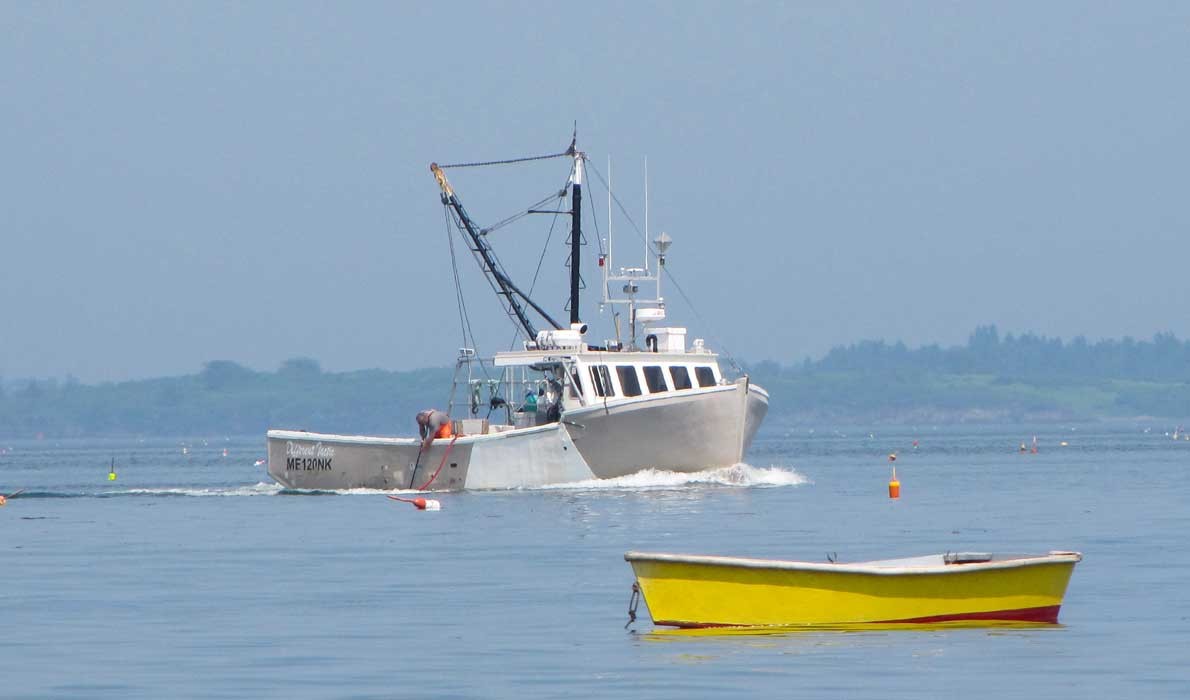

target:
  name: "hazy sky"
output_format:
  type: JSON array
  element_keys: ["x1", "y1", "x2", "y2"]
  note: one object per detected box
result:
[{"x1": 4, "y1": 2, "x2": 1188, "y2": 382}]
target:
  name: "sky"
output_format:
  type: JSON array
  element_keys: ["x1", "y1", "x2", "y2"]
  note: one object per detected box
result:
[{"x1": 3, "y1": 2, "x2": 1188, "y2": 382}]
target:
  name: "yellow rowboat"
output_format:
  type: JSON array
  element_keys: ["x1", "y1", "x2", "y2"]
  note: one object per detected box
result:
[{"x1": 625, "y1": 550, "x2": 1081, "y2": 629}]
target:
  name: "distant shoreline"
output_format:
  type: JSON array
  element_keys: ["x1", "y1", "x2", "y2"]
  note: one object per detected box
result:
[{"x1": 5, "y1": 326, "x2": 1189, "y2": 438}]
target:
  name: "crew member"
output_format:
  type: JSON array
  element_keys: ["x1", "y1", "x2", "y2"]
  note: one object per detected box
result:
[{"x1": 416, "y1": 409, "x2": 451, "y2": 449}]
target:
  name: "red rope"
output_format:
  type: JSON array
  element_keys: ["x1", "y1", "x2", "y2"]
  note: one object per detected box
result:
[{"x1": 417, "y1": 435, "x2": 459, "y2": 491}]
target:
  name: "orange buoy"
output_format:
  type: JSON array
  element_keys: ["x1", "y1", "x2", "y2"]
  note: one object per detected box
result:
[{"x1": 888, "y1": 467, "x2": 901, "y2": 499}]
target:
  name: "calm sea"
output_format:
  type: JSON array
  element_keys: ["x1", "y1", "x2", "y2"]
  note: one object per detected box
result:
[{"x1": 2, "y1": 424, "x2": 1188, "y2": 698}]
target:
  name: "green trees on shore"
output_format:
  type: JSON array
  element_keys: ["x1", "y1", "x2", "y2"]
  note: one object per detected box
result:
[{"x1": 2, "y1": 327, "x2": 1187, "y2": 437}]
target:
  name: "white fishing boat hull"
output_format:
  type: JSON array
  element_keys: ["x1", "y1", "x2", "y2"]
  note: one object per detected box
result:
[
  {"x1": 564, "y1": 378, "x2": 768, "y2": 478},
  {"x1": 266, "y1": 378, "x2": 767, "y2": 490}
]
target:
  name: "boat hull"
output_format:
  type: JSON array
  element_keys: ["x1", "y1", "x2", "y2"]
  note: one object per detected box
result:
[
  {"x1": 563, "y1": 378, "x2": 768, "y2": 479},
  {"x1": 267, "y1": 379, "x2": 768, "y2": 490},
  {"x1": 267, "y1": 423, "x2": 595, "y2": 490},
  {"x1": 625, "y1": 551, "x2": 1082, "y2": 628}
]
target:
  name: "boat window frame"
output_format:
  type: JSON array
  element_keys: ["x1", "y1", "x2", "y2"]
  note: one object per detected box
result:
[
  {"x1": 695, "y1": 366, "x2": 717, "y2": 388},
  {"x1": 642, "y1": 365, "x2": 667, "y2": 394},
  {"x1": 616, "y1": 365, "x2": 643, "y2": 397},
  {"x1": 669, "y1": 366, "x2": 692, "y2": 390},
  {"x1": 568, "y1": 368, "x2": 584, "y2": 399},
  {"x1": 589, "y1": 365, "x2": 614, "y2": 398}
]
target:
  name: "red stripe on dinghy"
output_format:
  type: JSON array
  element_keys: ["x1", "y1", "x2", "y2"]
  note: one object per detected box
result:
[
  {"x1": 880, "y1": 605, "x2": 1062, "y2": 625},
  {"x1": 653, "y1": 606, "x2": 1062, "y2": 629}
]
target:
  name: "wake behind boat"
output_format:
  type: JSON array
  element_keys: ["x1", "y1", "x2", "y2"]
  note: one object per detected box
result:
[{"x1": 266, "y1": 137, "x2": 768, "y2": 490}]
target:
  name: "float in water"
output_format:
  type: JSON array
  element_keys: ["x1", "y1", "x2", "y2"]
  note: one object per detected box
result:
[{"x1": 624, "y1": 550, "x2": 1082, "y2": 629}]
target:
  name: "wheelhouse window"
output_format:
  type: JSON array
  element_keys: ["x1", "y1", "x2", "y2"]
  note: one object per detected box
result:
[
  {"x1": 695, "y1": 366, "x2": 717, "y2": 388},
  {"x1": 643, "y1": 366, "x2": 667, "y2": 393},
  {"x1": 589, "y1": 365, "x2": 614, "y2": 397},
  {"x1": 669, "y1": 366, "x2": 692, "y2": 390},
  {"x1": 569, "y1": 369, "x2": 583, "y2": 399},
  {"x1": 616, "y1": 365, "x2": 642, "y2": 397}
]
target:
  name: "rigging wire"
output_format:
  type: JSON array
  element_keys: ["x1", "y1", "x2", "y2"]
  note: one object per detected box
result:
[
  {"x1": 435, "y1": 150, "x2": 571, "y2": 170},
  {"x1": 444, "y1": 207, "x2": 488, "y2": 378},
  {"x1": 437, "y1": 146, "x2": 745, "y2": 380},
  {"x1": 481, "y1": 189, "x2": 568, "y2": 237},
  {"x1": 444, "y1": 200, "x2": 526, "y2": 349},
  {"x1": 507, "y1": 174, "x2": 573, "y2": 351},
  {"x1": 585, "y1": 160, "x2": 745, "y2": 375}
]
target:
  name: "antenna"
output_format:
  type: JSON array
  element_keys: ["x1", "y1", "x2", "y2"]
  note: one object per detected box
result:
[
  {"x1": 606, "y1": 155, "x2": 612, "y2": 305},
  {"x1": 644, "y1": 157, "x2": 649, "y2": 274}
]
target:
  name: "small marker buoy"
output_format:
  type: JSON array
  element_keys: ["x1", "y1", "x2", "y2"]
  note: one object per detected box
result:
[
  {"x1": 888, "y1": 467, "x2": 900, "y2": 499},
  {"x1": 108, "y1": 457, "x2": 117, "y2": 481},
  {"x1": 387, "y1": 495, "x2": 441, "y2": 511}
]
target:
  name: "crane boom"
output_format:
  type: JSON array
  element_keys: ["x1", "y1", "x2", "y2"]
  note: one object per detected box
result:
[{"x1": 430, "y1": 163, "x2": 562, "y2": 340}]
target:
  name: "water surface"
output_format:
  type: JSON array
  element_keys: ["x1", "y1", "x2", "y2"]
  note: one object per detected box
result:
[{"x1": 2, "y1": 425, "x2": 1187, "y2": 698}]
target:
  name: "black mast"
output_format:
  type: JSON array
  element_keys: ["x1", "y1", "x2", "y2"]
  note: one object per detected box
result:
[
  {"x1": 568, "y1": 139, "x2": 583, "y2": 326},
  {"x1": 431, "y1": 163, "x2": 562, "y2": 339}
]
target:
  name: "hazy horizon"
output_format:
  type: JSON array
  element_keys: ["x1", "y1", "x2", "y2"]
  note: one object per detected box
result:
[
  {"x1": 6, "y1": 322, "x2": 1185, "y2": 385},
  {"x1": 5, "y1": 3, "x2": 1188, "y2": 383}
]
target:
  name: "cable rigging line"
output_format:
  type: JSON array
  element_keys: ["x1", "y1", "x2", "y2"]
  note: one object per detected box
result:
[
  {"x1": 435, "y1": 149, "x2": 572, "y2": 170},
  {"x1": 444, "y1": 207, "x2": 485, "y2": 367},
  {"x1": 585, "y1": 160, "x2": 744, "y2": 375},
  {"x1": 481, "y1": 189, "x2": 569, "y2": 237},
  {"x1": 506, "y1": 174, "x2": 573, "y2": 351},
  {"x1": 443, "y1": 199, "x2": 530, "y2": 344}
]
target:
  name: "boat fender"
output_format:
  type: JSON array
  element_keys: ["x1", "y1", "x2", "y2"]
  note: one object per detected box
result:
[{"x1": 645, "y1": 334, "x2": 658, "y2": 353}]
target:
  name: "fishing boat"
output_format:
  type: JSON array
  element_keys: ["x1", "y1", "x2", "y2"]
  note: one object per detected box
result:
[
  {"x1": 624, "y1": 550, "x2": 1082, "y2": 628},
  {"x1": 266, "y1": 137, "x2": 768, "y2": 490}
]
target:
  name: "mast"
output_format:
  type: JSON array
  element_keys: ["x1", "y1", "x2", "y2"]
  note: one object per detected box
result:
[
  {"x1": 431, "y1": 163, "x2": 562, "y2": 339},
  {"x1": 568, "y1": 141, "x2": 583, "y2": 326}
]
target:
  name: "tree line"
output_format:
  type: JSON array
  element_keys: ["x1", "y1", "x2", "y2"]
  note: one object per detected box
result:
[
  {"x1": 751, "y1": 326, "x2": 1190, "y2": 383},
  {"x1": 2, "y1": 327, "x2": 1188, "y2": 437}
]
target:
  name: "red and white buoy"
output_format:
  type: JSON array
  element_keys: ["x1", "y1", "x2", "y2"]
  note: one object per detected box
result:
[{"x1": 387, "y1": 495, "x2": 441, "y2": 511}]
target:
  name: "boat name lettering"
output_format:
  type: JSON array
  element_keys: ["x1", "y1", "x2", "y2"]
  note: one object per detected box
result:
[{"x1": 286, "y1": 441, "x2": 336, "y2": 458}]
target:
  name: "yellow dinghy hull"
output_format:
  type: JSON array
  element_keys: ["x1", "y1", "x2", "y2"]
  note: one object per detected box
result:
[{"x1": 625, "y1": 550, "x2": 1081, "y2": 628}]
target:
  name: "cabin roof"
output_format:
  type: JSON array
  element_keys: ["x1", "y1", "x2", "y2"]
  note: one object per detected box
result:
[{"x1": 492, "y1": 349, "x2": 719, "y2": 367}]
